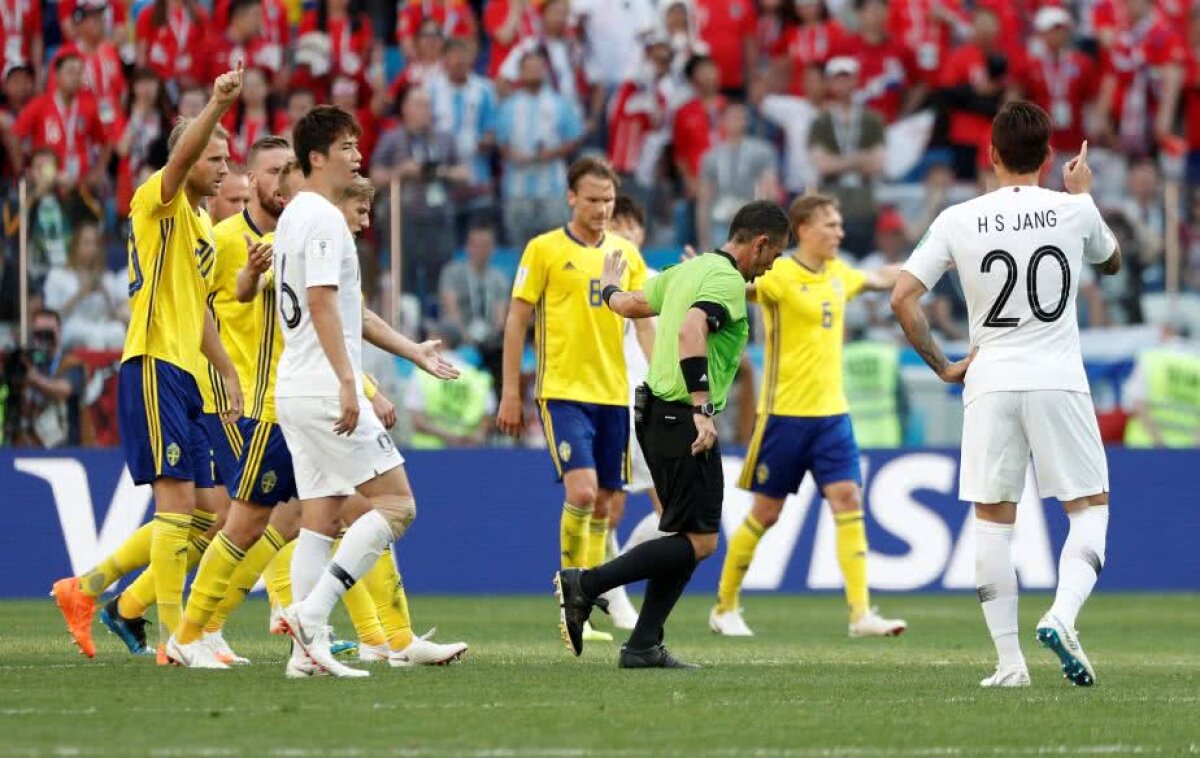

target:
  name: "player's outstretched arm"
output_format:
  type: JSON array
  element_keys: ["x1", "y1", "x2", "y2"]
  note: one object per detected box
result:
[
  {"x1": 361, "y1": 307, "x2": 460, "y2": 380},
  {"x1": 201, "y1": 310, "x2": 243, "y2": 423},
  {"x1": 161, "y1": 63, "x2": 244, "y2": 206},
  {"x1": 891, "y1": 271, "x2": 975, "y2": 384},
  {"x1": 235, "y1": 235, "x2": 273, "y2": 302},
  {"x1": 862, "y1": 264, "x2": 902, "y2": 292},
  {"x1": 496, "y1": 299, "x2": 534, "y2": 437},
  {"x1": 599, "y1": 251, "x2": 657, "y2": 319}
]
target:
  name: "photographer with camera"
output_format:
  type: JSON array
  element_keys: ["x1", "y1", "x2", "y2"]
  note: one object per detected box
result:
[
  {"x1": 2, "y1": 309, "x2": 87, "y2": 447},
  {"x1": 371, "y1": 86, "x2": 469, "y2": 303}
]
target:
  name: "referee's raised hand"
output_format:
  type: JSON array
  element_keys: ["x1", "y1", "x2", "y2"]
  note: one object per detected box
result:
[{"x1": 601, "y1": 250, "x2": 627, "y2": 292}]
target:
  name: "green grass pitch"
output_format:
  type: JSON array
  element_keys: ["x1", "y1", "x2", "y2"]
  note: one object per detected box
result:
[{"x1": 2, "y1": 593, "x2": 1197, "y2": 755}]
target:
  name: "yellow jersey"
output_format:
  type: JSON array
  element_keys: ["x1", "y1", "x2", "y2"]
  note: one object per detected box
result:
[
  {"x1": 755, "y1": 256, "x2": 867, "y2": 417},
  {"x1": 195, "y1": 210, "x2": 268, "y2": 415},
  {"x1": 122, "y1": 169, "x2": 217, "y2": 372},
  {"x1": 245, "y1": 233, "x2": 284, "y2": 423},
  {"x1": 512, "y1": 227, "x2": 647, "y2": 406}
]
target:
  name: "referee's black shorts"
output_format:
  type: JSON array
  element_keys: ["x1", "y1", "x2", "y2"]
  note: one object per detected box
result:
[{"x1": 634, "y1": 385, "x2": 723, "y2": 535}]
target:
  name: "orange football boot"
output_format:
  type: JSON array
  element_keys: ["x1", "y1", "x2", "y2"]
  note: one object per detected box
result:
[{"x1": 50, "y1": 577, "x2": 96, "y2": 658}]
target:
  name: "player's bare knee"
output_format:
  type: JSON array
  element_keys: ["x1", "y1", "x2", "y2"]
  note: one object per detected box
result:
[
  {"x1": 825, "y1": 482, "x2": 862, "y2": 513},
  {"x1": 374, "y1": 495, "x2": 417, "y2": 539},
  {"x1": 974, "y1": 502, "x2": 1017, "y2": 525},
  {"x1": 687, "y1": 532, "x2": 719, "y2": 560},
  {"x1": 751, "y1": 499, "x2": 785, "y2": 529},
  {"x1": 565, "y1": 483, "x2": 598, "y2": 509}
]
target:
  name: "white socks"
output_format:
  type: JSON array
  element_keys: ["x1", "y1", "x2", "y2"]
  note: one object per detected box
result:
[
  {"x1": 975, "y1": 519, "x2": 1024, "y2": 670},
  {"x1": 1049, "y1": 505, "x2": 1109, "y2": 630},
  {"x1": 624, "y1": 515, "x2": 671, "y2": 554},
  {"x1": 299, "y1": 510, "x2": 393, "y2": 627},
  {"x1": 291, "y1": 529, "x2": 333, "y2": 605}
]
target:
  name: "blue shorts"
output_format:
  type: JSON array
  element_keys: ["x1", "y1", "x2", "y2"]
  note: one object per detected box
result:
[
  {"x1": 229, "y1": 419, "x2": 297, "y2": 507},
  {"x1": 538, "y1": 400, "x2": 630, "y2": 491},
  {"x1": 198, "y1": 413, "x2": 252, "y2": 487},
  {"x1": 118, "y1": 356, "x2": 213, "y2": 487},
  {"x1": 739, "y1": 414, "x2": 861, "y2": 498}
]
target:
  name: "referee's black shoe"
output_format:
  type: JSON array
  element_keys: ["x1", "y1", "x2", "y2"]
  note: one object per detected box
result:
[
  {"x1": 619, "y1": 644, "x2": 701, "y2": 670},
  {"x1": 554, "y1": 568, "x2": 608, "y2": 656}
]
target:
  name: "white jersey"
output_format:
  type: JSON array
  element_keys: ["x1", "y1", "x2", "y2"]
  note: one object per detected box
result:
[
  {"x1": 273, "y1": 191, "x2": 364, "y2": 399},
  {"x1": 904, "y1": 186, "x2": 1117, "y2": 404}
]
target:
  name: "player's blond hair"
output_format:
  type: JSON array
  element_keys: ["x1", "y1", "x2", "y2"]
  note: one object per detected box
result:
[
  {"x1": 342, "y1": 176, "x2": 376, "y2": 204},
  {"x1": 787, "y1": 193, "x2": 839, "y2": 231},
  {"x1": 167, "y1": 117, "x2": 230, "y2": 154}
]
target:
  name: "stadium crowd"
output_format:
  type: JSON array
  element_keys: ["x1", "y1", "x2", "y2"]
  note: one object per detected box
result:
[{"x1": 1, "y1": 0, "x2": 1198, "y2": 449}]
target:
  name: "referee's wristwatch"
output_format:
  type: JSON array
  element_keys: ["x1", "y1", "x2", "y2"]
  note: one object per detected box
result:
[{"x1": 692, "y1": 401, "x2": 716, "y2": 417}]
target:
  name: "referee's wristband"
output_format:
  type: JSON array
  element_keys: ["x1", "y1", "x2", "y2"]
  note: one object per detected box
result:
[
  {"x1": 601, "y1": 285, "x2": 622, "y2": 306},
  {"x1": 680, "y1": 356, "x2": 709, "y2": 393}
]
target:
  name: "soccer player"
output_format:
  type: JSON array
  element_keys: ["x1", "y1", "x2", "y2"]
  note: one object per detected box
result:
[
  {"x1": 273, "y1": 105, "x2": 459, "y2": 678},
  {"x1": 556, "y1": 201, "x2": 790, "y2": 668},
  {"x1": 711, "y1": 194, "x2": 908, "y2": 639},
  {"x1": 891, "y1": 101, "x2": 1118, "y2": 688},
  {"x1": 51, "y1": 65, "x2": 246, "y2": 658},
  {"x1": 497, "y1": 157, "x2": 653, "y2": 643}
]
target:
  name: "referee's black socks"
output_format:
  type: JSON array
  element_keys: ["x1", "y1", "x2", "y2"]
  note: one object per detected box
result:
[{"x1": 580, "y1": 533, "x2": 697, "y2": 601}]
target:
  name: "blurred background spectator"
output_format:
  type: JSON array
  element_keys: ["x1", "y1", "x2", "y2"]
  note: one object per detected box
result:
[{"x1": 0, "y1": 0, "x2": 1197, "y2": 450}]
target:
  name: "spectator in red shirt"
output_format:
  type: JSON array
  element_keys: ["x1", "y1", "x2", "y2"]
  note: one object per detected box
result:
[
  {"x1": 205, "y1": 0, "x2": 285, "y2": 84},
  {"x1": 1095, "y1": 0, "x2": 1187, "y2": 156},
  {"x1": 0, "y1": 61, "x2": 34, "y2": 176},
  {"x1": 60, "y1": 0, "x2": 129, "y2": 49},
  {"x1": 297, "y1": 0, "x2": 376, "y2": 96},
  {"x1": 397, "y1": 0, "x2": 477, "y2": 62},
  {"x1": 496, "y1": 0, "x2": 588, "y2": 117},
  {"x1": 214, "y1": 0, "x2": 288, "y2": 81},
  {"x1": 14, "y1": 49, "x2": 112, "y2": 194},
  {"x1": 1185, "y1": 11, "x2": 1200, "y2": 188},
  {"x1": 693, "y1": 0, "x2": 758, "y2": 96},
  {"x1": 331, "y1": 73, "x2": 381, "y2": 174},
  {"x1": 223, "y1": 67, "x2": 276, "y2": 165},
  {"x1": 390, "y1": 19, "x2": 448, "y2": 101},
  {"x1": 887, "y1": 0, "x2": 969, "y2": 87},
  {"x1": 672, "y1": 54, "x2": 724, "y2": 245},
  {"x1": 73, "y1": 0, "x2": 127, "y2": 139},
  {"x1": 136, "y1": 0, "x2": 210, "y2": 88},
  {"x1": 775, "y1": 0, "x2": 849, "y2": 97},
  {"x1": 115, "y1": 68, "x2": 171, "y2": 215},
  {"x1": 483, "y1": 0, "x2": 541, "y2": 79},
  {"x1": 842, "y1": 0, "x2": 923, "y2": 123},
  {"x1": 0, "y1": 0, "x2": 44, "y2": 83},
  {"x1": 608, "y1": 36, "x2": 671, "y2": 182},
  {"x1": 1016, "y1": 7, "x2": 1097, "y2": 187},
  {"x1": 755, "y1": 0, "x2": 796, "y2": 75},
  {"x1": 276, "y1": 88, "x2": 316, "y2": 147},
  {"x1": 936, "y1": 7, "x2": 1013, "y2": 179}
]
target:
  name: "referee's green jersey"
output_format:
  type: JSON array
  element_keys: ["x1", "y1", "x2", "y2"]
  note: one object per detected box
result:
[{"x1": 643, "y1": 250, "x2": 749, "y2": 410}]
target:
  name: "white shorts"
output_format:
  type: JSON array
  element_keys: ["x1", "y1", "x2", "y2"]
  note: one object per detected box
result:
[
  {"x1": 276, "y1": 395, "x2": 405, "y2": 500},
  {"x1": 959, "y1": 390, "x2": 1108, "y2": 504},
  {"x1": 625, "y1": 429, "x2": 654, "y2": 493}
]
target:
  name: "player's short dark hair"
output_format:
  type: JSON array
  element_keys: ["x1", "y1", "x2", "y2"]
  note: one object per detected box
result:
[
  {"x1": 991, "y1": 101, "x2": 1052, "y2": 175},
  {"x1": 612, "y1": 195, "x2": 644, "y2": 228},
  {"x1": 788, "y1": 193, "x2": 839, "y2": 230},
  {"x1": 293, "y1": 105, "x2": 362, "y2": 177},
  {"x1": 728, "y1": 201, "x2": 791, "y2": 246},
  {"x1": 567, "y1": 156, "x2": 620, "y2": 192},
  {"x1": 167, "y1": 117, "x2": 230, "y2": 154},
  {"x1": 247, "y1": 136, "x2": 291, "y2": 168}
]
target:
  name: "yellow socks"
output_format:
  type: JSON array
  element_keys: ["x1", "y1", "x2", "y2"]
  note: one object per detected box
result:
[
  {"x1": 835, "y1": 510, "x2": 870, "y2": 621},
  {"x1": 177, "y1": 533, "x2": 246, "y2": 644},
  {"x1": 78, "y1": 522, "x2": 154, "y2": 597},
  {"x1": 149, "y1": 512, "x2": 192, "y2": 641},
  {"x1": 585, "y1": 517, "x2": 608, "y2": 569},
  {"x1": 190, "y1": 508, "x2": 217, "y2": 536},
  {"x1": 266, "y1": 539, "x2": 296, "y2": 608},
  {"x1": 363, "y1": 547, "x2": 412, "y2": 651},
  {"x1": 206, "y1": 526, "x2": 287, "y2": 633},
  {"x1": 342, "y1": 582, "x2": 387, "y2": 647},
  {"x1": 717, "y1": 515, "x2": 766, "y2": 613},
  {"x1": 560, "y1": 502, "x2": 591, "y2": 568}
]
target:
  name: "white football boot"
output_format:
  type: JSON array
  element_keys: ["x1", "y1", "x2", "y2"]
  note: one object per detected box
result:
[
  {"x1": 164, "y1": 634, "x2": 230, "y2": 669},
  {"x1": 204, "y1": 630, "x2": 250, "y2": 665},
  {"x1": 709, "y1": 606, "x2": 754, "y2": 637},
  {"x1": 602, "y1": 586, "x2": 639, "y2": 631},
  {"x1": 849, "y1": 608, "x2": 908, "y2": 638},
  {"x1": 357, "y1": 643, "x2": 390, "y2": 663},
  {"x1": 1036, "y1": 612, "x2": 1096, "y2": 687},
  {"x1": 389, "y1": 628, "x2": 468, "y2": 667},
  {"x1": 979, "y1": 664, "x2": 1031, "y2": 688},
  {"x1": 279, "y1": 606, "x2": 369, "y2": 678},
  {"x1": 285, "y1": 640, "x2": 329, "y2": 679}
]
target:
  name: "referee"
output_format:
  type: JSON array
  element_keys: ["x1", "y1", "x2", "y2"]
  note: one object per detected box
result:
[{"x1": 554, "y1": 200, "x2": 791, "y2": 669}]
